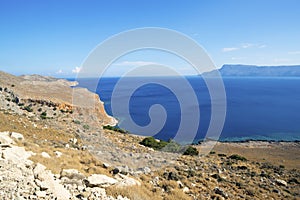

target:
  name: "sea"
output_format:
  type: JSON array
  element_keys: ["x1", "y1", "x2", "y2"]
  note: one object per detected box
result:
[{"x1": 73, "y1": 76, "x2": 300, "y2": 143}]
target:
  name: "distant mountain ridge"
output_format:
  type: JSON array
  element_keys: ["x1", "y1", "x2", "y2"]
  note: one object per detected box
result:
[{"x1": 203, "y1": 64, "x2": 300, "y2": 77}]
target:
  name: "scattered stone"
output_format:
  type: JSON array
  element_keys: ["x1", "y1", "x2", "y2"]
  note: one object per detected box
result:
[
  {"x1": 177, "y1": 180, "x2": 184, "y2": 188},
  {"x1": 214, "y1": 187, "x2": 228, "y2": 198},
  {"x1": 10, "y1": 132, "x2": 24, "y2": 141},
  {"x1": 103, "y1": 163, "x2": 110, "y2": 169},
  {"x1": 273, "y1": 189, "x2": 280, "y2": 194},
  {"x1": 112, "y1": 168, "x2": 120, "y2": 175},
  {"x1": 142, "y1": 166, "x2": 151, "y2": 174},
  {"x1": 35, "y1": 191, "x2": 47, "y2": 198},
  {"x1": 276, "y1": 179, "x2": 287, "y2": 187},
  {"x1": 41, "y1": 152, "x2": 51, "y2": 158},
  {"x1": 117, "y1": 166, "x2": 130, "y2": 175},
  {"x1": 54, "y1": 151, "x2": 63, "y2": 158},
  {"x1": 165, "y1": 171, "x2": 180, "y2": 181},
  {"x1": 183, "y1": 187, "x2": 190, "y2": 193},
  {"x1": 70, "y1": 138, "x2": 78, "y2": 145}
]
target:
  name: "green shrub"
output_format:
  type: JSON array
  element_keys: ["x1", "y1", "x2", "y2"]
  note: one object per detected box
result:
[
  {"x1": 140, "y1": 137, "x2": 199, "y2": 156},
  {"x1": 183, "y1": 146, "x2": 199, "y2": 156},
  {"x1": 228, "y1": 154, "x2": 247, "y2": 161},
  {"x1": 163, "y1": 140, "x2": 181, "y2": 152},
  {"x1": 103, "y1": 125, "x2": 128, "y2": 134},
  {"x1": 83, "y1": 124, "x2": 90, "y2": 130},
  {"x1": 38, "y1": 108, "x2": 42, "y2": 112},
  {"x1": 24, "y1": 105, "x2": 33, "y2": 112},
  {"x1": 73, "y1": 120, "x2": 81, "y2": 124},
  {"x1": 140, "y1": 137, "x2": 161, "y2": 150},
  {"x1": 40, "y1": 111, "x2": 47, "y2": 119}
]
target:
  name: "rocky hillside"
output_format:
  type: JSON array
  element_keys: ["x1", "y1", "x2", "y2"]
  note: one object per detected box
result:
[
  {"x1": 0, "y1": 71, "x2": 299, "y2": 200},
  {"x1": 203, "y1": 64, "x2": 300, "y2": 77}
]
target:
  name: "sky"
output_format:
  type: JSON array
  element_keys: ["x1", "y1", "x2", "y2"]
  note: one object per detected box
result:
[{"x1": 0, "y1": 0, "x2": 300, "y2": 77}]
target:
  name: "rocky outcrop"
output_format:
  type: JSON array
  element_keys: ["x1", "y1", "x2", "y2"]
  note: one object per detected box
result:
[{"x1": 0, "y1": 131, "x2": 137, "y2": 200}]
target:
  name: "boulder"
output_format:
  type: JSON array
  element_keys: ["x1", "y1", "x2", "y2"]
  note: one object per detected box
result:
[
  {"x1": 2, "y1": 146, "x2": 34, "y2": 163},
  {"x1": 115, "y1": 174, "x2": 141, "y2": 188},
  {"x1": 85, "y1": 174, "x2": 118, "y2": 188}
]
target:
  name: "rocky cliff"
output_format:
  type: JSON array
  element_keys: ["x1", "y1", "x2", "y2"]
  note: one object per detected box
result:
[{"x1": 0, "y1": 71, "x2": 116, "y2": 126}]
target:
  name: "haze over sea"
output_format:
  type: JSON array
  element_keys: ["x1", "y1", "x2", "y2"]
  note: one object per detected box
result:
[{"x1": 75, "y1": 76, "x2": 300, "y2": 143}]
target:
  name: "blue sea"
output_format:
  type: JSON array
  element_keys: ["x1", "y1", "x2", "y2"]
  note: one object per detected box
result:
[{"x1": 74, "y1": 76, "x2": 300, "y2": 143}]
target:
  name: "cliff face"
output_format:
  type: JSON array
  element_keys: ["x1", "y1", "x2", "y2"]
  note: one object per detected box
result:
[{"x1": 0, "y1": 71, "x2": 116, "y2": 126}]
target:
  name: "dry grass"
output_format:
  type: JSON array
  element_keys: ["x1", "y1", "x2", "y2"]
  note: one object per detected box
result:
[
  {"x1": 0, "y1": 111, "x2": 110, "y2": 176},
  {"x1": 106, "y1": 185, "x2": 162, "y2": 200}
]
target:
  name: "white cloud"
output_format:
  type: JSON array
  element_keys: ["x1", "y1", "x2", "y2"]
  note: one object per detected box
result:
[
  {"x1": 241, "y1": 43, "x2": 255, "y2": 49},
  {"x1": 258, "y1": 44, "x2": 267, "y2": 48},
  {"x1": 288, "y1": 51, "x2": 300, "y2": 55},
  {"x1": 114, "y1": 61, "x2": 160, "y2": 67},
  {"x1": 56, "y1": 69, "x2": 63, "y2": 74},
  {"x1": 72, "y1": 67, "x2": 82, "y2": 74},
  {"x1": 222, "y1": 43, "x2": 266, "y2": 53},
  {"x1": 222, "y1": 47, "x2": 239, "y2": 52}
]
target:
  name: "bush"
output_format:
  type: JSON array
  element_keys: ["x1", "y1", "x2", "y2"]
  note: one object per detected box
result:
[
  {"x1": 38, "y1": 108, "x2": 42, "y2": 112},
  {"x1": 140, "y1": 137, "x2": 198, "y2": 156},
  {"x1": 183, "y1": 146, "x2": 199, "y2": 156},
  {"x1": 103, "y1": 125, "x2": 128, "y2": 134},
  {"x1": 40, "y1": 111, "x2": 47, "y2": 119},
  {"x1": 73, "y1": 120, "x2": 81, "y2": 124},
  {"x1": 83, "y1": 124, "x2": 90, "y2": 130},
  {"x1": 228, "y1": 154, "x2": 247, "y2": 161},
  {"x1": 140, "y1": 137, "x2": 162, "y2": 150},
  {"x1": 24, "y1": 105, "x2": 33, "y2": 112},
  {"x1": 163, "y1": 140, "x2": 181, "y2": 153},
  {"x1": 12, "y1": 97, "x2": 19, "y2": 104}
]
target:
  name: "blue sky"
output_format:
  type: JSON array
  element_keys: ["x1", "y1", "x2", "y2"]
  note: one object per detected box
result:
[{"x1": 0, "y1": 0, "x2": 300, "y2": 77}]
